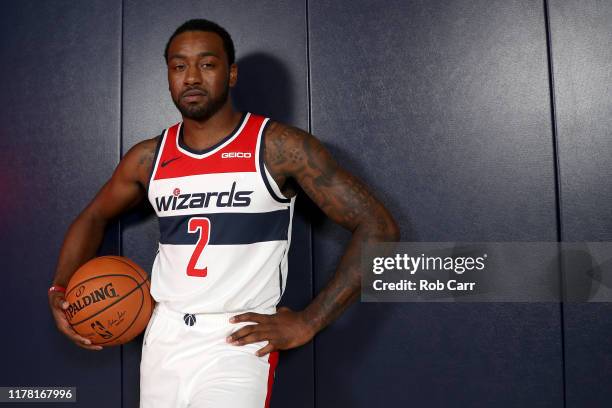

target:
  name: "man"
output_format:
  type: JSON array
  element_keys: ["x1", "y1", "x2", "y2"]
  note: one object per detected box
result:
[{"x1": 48, "y1": 19, "x2": 399, "y2": 407}]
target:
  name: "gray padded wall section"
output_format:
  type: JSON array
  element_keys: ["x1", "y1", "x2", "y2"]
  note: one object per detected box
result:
[
  {"x1": 120, "y1": 1, "x2": 312, "y2": 407},
  {"x1": 548, "y1": 1, "x2": 612, "y2": 407},
  {"x1": 309, "y1": 1, "x2": 562, "y2": 406},
  {"x1": 0, "y1": 1, "x2": 122, "y2": 407}
]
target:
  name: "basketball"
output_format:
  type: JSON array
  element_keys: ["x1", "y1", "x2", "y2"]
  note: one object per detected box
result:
[{"x1": 64, "y1": 256, "x2": 154, "y2": 346}]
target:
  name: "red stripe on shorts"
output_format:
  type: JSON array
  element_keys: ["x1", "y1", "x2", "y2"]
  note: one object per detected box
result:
[{"x1": 264, "y1": 351, "x2": 279, "y2": 408}]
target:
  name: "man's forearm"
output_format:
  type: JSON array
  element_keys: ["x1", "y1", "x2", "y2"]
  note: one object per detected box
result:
[
  {"x1": 301, "y1": 220, "x2": 398, "y2": 335},
  {"x1": 52, "y1": 212, "x2": 108, "y2": 286}
]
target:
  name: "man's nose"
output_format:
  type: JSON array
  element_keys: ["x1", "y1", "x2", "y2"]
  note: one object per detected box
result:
[{"x1": 184, "y1": 64, "x2": 202, "y2": 85}]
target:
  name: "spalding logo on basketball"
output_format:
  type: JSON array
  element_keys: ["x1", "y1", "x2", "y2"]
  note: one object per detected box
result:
[{"x1": 64, "y1": 256, "x2": 154, "y2": 346}]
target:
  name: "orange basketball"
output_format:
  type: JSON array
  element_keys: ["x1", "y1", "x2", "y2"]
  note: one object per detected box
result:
[{"x1": 64, "y1": 256, "x2": 154, "y2": 346}]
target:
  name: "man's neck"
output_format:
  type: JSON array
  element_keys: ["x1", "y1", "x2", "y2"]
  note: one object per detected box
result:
[{"x1": 181, "y1": 105, "x2": 243, "y2": 151}]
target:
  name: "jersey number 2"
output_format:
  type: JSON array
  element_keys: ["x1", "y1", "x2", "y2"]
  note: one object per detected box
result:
[{"x1": 187, "y1": 217, "x2": 211, "y2": 277}]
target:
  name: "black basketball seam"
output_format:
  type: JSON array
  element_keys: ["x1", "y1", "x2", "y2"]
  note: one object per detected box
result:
[
  {"x1": 102, "y1": 256, "x2": 150, "y2": 287},
  {"x1": 66, "y1": 273, "x2": 142, "y2": 298},
  {"x1": 68, "y1": 277, "x2": 149, "y2": 326}
]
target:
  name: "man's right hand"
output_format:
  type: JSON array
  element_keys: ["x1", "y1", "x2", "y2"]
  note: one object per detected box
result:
[{"x1": 48, "y1": 291, "x2": 103, "y2": 351}]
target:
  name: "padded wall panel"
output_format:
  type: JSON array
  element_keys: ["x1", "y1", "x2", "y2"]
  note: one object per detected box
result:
[
  {"x1": 120, "y1": 1, "x2": 312, "y2": 407},
  {"x1": 548, "y1": 1, "x2": 612, "y2": 407},
  {"x1": 0, "y1": 1, "x2": 122, "y2": 407},
  {"x1": 309, "y1": 1, "x2": 562, "y2": 406}
]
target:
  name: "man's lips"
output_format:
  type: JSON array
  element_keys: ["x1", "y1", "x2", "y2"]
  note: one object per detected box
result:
[{"x1": 182, "y1": 89, "x2": 207, "y2": 98}]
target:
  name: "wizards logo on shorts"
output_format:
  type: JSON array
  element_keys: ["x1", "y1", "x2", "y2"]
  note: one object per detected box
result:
[{"x1": 154, "y1": 181, "x2": 253, "y2": 212}]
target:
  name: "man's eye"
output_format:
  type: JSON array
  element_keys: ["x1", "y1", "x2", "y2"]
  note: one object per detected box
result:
[
  {"x1": 201, "y1": 63, "x2": 213, "y2": 68},
  {"x1": 174, "y1": 65, "x2": 185, "y2": 70}
]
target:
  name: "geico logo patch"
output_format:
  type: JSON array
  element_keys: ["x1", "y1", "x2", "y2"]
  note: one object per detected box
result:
[{"x1": 221, "y1": 152, "x2": 252, "y2": 159}]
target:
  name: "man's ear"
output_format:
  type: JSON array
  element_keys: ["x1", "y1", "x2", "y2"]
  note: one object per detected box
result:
[{"x1": 229, "y1": 63, "x2": 238, "y2": 87}]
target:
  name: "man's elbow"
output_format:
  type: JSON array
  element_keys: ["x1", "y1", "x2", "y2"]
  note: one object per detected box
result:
[
  {"x1": 360, "y1": 213, "x2": 400, "y2": 242},
  {"x1": 76, "y1": 207, "x2": 110, "y2": 231},
  {"x1": 385, "y1": 218, "x2": 401, "y2": 242}
]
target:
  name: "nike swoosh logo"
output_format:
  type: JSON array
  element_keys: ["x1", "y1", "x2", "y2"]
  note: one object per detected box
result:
[{"x1": 161, "y1": 157, "x2": 181, "y2": 167}]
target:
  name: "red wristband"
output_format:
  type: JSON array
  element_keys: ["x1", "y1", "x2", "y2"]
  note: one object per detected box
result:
[{"x1": 48, "y1": 285, "x2": 66, "y2": 294}]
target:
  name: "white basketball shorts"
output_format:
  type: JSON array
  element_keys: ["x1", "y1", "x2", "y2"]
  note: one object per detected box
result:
[{"x1": 139, "y1": 302, "x2": 279, "y2": 408}]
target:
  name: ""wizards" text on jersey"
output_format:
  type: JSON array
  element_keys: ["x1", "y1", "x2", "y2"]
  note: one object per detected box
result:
[{"x1": 154, "y1": 182, "x2": 253, "y2": 212}]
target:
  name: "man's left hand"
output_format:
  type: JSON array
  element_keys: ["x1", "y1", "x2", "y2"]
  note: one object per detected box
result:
[{"x1": 227, "y1": 307, "x2": 315, "y2": 356}]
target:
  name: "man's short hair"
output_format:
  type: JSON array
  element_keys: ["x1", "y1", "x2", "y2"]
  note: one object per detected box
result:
[{"x1": 164, "y1": 19, "x2": 236, "y2": 65}]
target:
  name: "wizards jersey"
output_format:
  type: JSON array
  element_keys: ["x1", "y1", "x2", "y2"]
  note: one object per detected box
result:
[{"x1": 146, "y1": 112, "x2": 295, "y2": 313}]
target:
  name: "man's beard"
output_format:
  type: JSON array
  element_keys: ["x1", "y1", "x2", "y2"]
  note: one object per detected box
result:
[{"x1": 173, "y1": 82, "x2": 229, "y2": 121}]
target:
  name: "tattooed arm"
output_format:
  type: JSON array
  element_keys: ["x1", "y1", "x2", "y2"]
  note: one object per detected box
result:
[
  {"x1": 228, "y1": 122, "x2": 399, "y2": 356},
  {"x1": 49, "y1": 136, "x2": 159, "y2": 351}
]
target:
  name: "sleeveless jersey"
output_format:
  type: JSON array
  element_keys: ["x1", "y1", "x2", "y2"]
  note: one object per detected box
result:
[{"x1": 147, "y1": 112, "x2": 295, "y2": 314}]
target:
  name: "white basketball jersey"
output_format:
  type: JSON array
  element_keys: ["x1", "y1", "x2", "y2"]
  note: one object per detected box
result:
[{"x1": 147, "y1": 112, "x2": 295, "y2": 313}]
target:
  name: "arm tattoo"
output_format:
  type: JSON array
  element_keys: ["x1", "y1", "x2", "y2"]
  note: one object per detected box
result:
[
  {"x1": 266, "y1": 122, "x2": 400, "y2": 335},
  {"x1": 135, "y1": 136, "x2": 159, "y2": 189},
  {"x1": 138, "y1": 146, "x2": 156, "y2": 167},
  {"x1": 274, "y1": 124, "x2": 388, "y2": 234}
]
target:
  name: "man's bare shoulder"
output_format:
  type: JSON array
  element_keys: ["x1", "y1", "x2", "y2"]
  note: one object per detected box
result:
[
  {"x1": 131, "y1": 135, "x2": 160, "y2": 163},
  {"x1": 117, "y1": 135, "x2": 161, "y2": 185},
  {"x1": 264, "y1": 121, "x2": 310, "y2": 147},
  {"x1": 263, "y1": 120, "x2": 314, "y2": 176}
]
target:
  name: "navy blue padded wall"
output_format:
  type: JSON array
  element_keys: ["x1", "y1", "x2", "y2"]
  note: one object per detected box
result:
[
  {"x1": 0, "y1": 1, "x2": 122, "y2": 407},
  {"x1": 309, "y1": 1, "x2": 562, "y2": 407},
  {"x1": 548, "y1": 1, "x2": 612, "y2": 407},
  {"x1": 120, "y1": 1, "x2": 312, "y2": 407}
]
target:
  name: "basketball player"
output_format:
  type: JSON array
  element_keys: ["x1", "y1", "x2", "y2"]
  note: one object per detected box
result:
[{"x1": 48, "y1": 19, "x2": 399, "y2": 407}]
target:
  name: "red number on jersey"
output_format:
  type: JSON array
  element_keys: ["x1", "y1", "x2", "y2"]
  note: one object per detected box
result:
[{"x1": 187, "y1": 217, "x2": 211, "y2": 277}]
